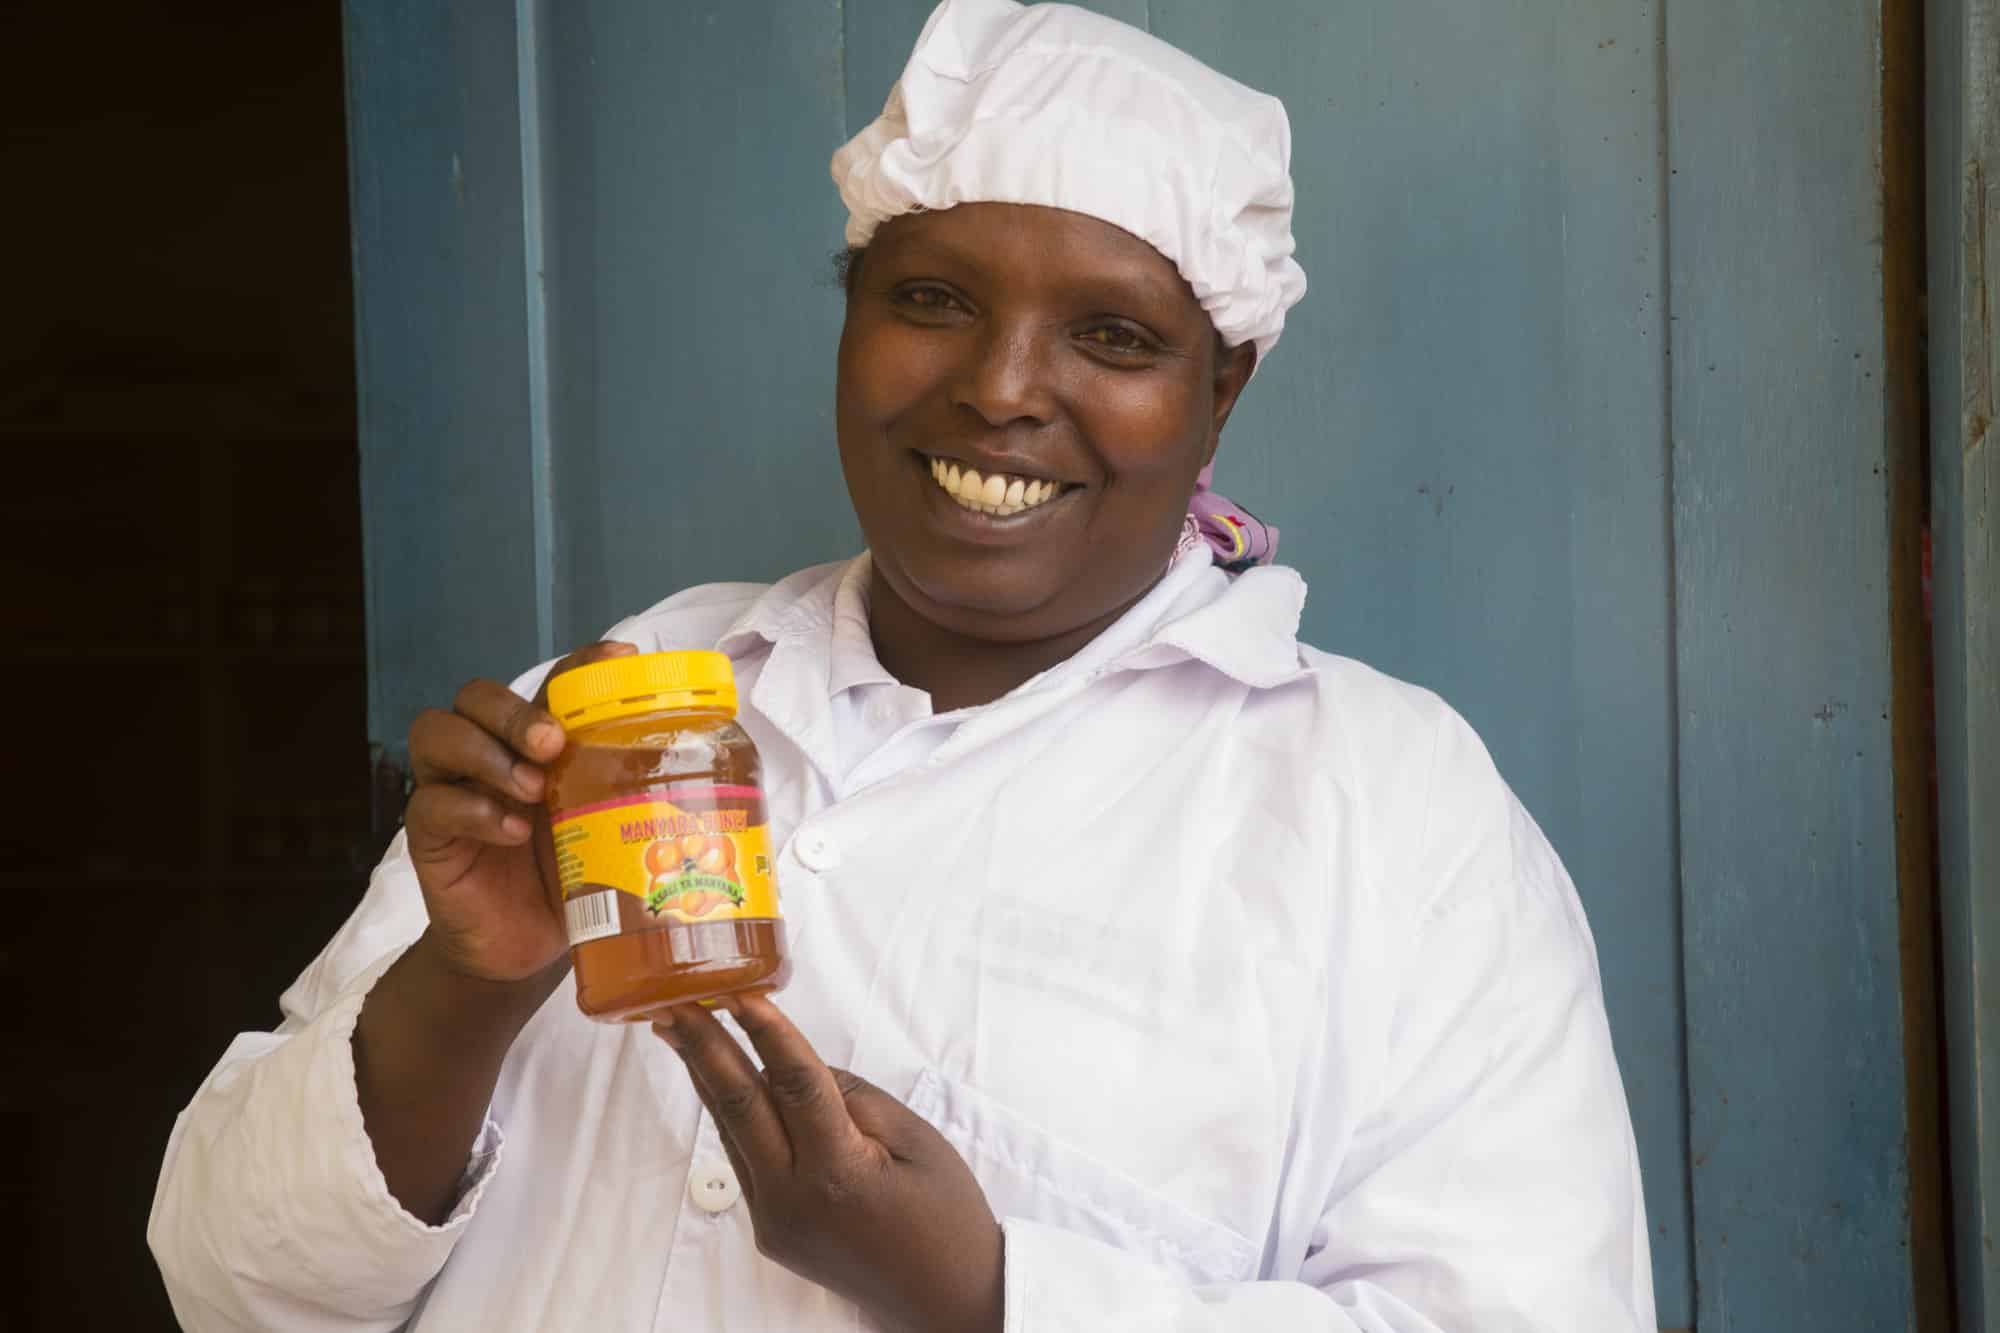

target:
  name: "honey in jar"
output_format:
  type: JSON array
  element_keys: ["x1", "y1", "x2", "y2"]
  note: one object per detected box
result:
[{"x1": 544, "y1": 650, "x2": 789, "y2": 1021}]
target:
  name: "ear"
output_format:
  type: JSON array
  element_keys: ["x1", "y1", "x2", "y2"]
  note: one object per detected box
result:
[{"x1": 1202, "y1": 339, "x2": 1257, "y2": 467}]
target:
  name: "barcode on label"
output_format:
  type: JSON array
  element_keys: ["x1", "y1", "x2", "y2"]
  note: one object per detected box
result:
[{"x1": 564, "y1": 890, "x2": 620, "y2": 945}]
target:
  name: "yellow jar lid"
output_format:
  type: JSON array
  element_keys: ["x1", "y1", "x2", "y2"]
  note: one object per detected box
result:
[{"x1": 546, "y1": 650, "x2": 739, "y2": 730}]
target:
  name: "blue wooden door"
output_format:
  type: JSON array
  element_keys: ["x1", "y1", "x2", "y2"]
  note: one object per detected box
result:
[{"x1": 342, "y1": 3, "x2": 1955, "y2": 1326}]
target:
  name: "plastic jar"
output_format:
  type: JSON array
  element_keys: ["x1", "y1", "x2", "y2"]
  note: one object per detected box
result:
[{"x1": 544, "y1": 650, "x2": 789, "y2": 1021}]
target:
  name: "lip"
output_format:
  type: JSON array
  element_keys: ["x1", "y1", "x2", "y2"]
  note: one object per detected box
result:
[{"x1": 909, "y1": 450, "x2": 1079, "y2": 541}]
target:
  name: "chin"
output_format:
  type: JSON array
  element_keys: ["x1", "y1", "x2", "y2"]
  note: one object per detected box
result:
[{"x1": 877, "y1": 546, "x2": 1075, "y2": 641}]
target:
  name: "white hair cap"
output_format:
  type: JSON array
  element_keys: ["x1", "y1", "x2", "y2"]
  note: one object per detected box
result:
[{"x1": 830, "y1": 0, "x2": 1308, "y2": 362}]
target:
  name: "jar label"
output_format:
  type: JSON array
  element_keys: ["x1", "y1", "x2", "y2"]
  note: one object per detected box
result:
[{"x1": 550, "y1": 785, "x2": 779, "y2": 943}]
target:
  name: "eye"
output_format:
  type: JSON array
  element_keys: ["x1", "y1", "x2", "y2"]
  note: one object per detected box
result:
[
  {"x1": 1077, "y1": 322, "x2": 1157, "y2": 355},
  {"x1": 892, "y1": 283, "x2": 969, "y2": 315}
]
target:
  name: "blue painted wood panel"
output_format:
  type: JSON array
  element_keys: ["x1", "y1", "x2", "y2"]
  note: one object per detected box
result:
[
  {"x1": 1929, "y1": 0, "x2": 2000, "y2": 1327},
  {"x1": 1667, "y1": 0, "x2": 1921, "y2": 1327},
  {"x1": 342, "y1": 2, "x2": 544, "y2": 756},
  {"x1": 533, "y1": 0, "x2": 854, "y2": 648}
]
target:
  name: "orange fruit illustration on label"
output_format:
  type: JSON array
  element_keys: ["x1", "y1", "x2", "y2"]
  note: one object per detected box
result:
[
  {"x1": 644, "y1": 833, "x2": 738, "y2": 882},
  {"x1": 698, "y1": 838, "x2": 737, "y2": 877},
  {"x1": 643, "y1": 839, "x2": 681, "y2": 879},
  {"x1": 679, "y1": 890, "x2": 721, "y2": 917},
  {"x1": 660, "y1": 833, "x2": 732, "y2": 878},
  {"x1": 637, "y1": 826, "x2": 746, "y2": 921}
]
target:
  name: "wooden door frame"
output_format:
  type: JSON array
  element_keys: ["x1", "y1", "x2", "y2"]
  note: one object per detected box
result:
[{"x1": 1928, "y1": 0, "x2": 2000, "y2": 1328}]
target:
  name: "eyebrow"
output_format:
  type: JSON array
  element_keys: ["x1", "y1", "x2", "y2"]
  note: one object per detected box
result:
[{"x1": 876, "y1": 227, "x2": 1195, "y2": 317}]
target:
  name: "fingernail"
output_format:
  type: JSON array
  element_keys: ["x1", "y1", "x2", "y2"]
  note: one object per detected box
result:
[
  {"x1": 651, "y1": 1012, "x2": 684, "y2": 1048},
  {"x1": 511, "y1": 761, "x2": 544, "y2": 798},
  {"x1": 501, "y1": 813, "x2": 531, "y2": 839},
  {"x1": 528, "y1": 720, "x2": 563, "y2": 753}
]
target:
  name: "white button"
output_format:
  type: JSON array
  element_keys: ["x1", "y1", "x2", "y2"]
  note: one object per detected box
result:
[
  {"x1": 688, "y1": 1158, "x2": 740, "y2": 1214},
  {"x1": 794, "y1": 830, "x2": 841, "y2": 872}
]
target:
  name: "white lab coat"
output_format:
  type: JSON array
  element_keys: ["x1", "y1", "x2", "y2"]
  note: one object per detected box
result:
[{"x1": 150, "y1": 551, "x2": 1657, "y2": 1331}]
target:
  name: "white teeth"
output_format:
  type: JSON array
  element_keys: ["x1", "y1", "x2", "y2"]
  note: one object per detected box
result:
[{"x1": 926, "y1": 456, "x2": 1066, "y2": 516}]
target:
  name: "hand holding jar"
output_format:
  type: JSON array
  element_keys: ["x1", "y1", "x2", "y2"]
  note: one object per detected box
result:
[{"x1": 400, "y1": 639, "x2": 641, "y2": 987}]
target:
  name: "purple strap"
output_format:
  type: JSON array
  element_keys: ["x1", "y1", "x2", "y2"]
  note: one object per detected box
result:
[{"x1": 1176, "y1": 463, "x2": 1278, "y2": 573}]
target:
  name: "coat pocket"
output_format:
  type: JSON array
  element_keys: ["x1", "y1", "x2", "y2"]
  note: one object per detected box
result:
[{"x1": 906, "y1": 1068, "x2": 1261, "y2": 1288}]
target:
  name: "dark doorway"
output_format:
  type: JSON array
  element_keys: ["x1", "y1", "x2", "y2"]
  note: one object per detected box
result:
[{"x1": 2, "y1": 4, "x2": 374, "y2": 1326}]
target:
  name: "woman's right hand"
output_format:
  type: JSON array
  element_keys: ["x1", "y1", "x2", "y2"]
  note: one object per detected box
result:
[{"x1": 403, "y1": 640, "x2": 638, "y2": 984}]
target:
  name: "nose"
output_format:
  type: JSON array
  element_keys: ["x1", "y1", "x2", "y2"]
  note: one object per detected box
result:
[{"x1": 949, "y1": 317, "x2": 1057, "y2": 430}]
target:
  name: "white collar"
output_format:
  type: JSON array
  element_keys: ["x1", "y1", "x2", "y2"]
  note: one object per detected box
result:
[
  {"x1": 825, "y1": 557, "x2": 898, "y2": 698},
  {"x1": 714, "y1": 547, "x2": 1310, "y2": 697}
]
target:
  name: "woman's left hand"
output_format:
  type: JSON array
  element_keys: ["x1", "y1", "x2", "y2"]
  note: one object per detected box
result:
[{"x1": 653, "y1": 995, "x2": 1005, "y2": 1333}]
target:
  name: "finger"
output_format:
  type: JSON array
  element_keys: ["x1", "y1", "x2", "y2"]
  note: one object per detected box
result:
[
  {"x1": 405, "y1": 783, "x2": 535, "y2": 859},
  {"x1": 453, "y1": 678, "x2": 566, "y2": 766},
  {"x1": 654, "y1": 1003, "x2": 795, "y2": 1174},
  {"x1": 824, "y1": 1066, "x2": 923, "y2": 1162},
  {"x1": 408, "y1": 707, "x2": 547, "y2": 801},
  {"x1": 709, "y1": 1115, "x2": 760, "y2": 1208},
  {"x1": 722, "y1": 994, "x2": 868, "y2": 1158}
]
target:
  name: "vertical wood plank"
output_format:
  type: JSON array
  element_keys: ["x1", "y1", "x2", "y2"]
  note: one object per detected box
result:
[
  {"x1": 1929, "y1": 0, "x2": 2000, "y2": 1327},
  {"x1": 535, "y1": 0, "x2": 852, "y2": 646},
  {"x1": 1148, "y1": 0, "x2": 1691, "y2": 1319},
  {"x1": 342, "y1": 1, "x2": 541, "y2": 753},
  {"x1": 516, "y1": 0, "x2": 557, "y2": 661},
  {"x1": 1881, "y1": 0, "x2": 1952, "y2": 1320},
  {"x1": 1666, "y1": 0, "x2": 1924, "y2": 1326}
]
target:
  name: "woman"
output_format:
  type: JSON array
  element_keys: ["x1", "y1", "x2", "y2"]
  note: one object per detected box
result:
[{"x1": 151, "y1": 2, "x2": 1656, "y2": 1329}]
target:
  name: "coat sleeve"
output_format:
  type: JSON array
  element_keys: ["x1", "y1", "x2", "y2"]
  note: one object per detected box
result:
[
  {"x1": 147, "y1": 657, "x2": 575, "y2": 1329},
  {"x1": 145, "y1": 833, "x2": 507, "y2": 1331},
  {"x1": 1000, "y1": 710, "x2": 1658, "y2": 1332}
]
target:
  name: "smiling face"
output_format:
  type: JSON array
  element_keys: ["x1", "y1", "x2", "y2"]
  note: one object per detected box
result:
[{"x1": 835, "y1": 203, "x2": 1254, "y2": 648}]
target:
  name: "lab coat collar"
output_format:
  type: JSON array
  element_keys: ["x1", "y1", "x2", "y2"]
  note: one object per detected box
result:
[
  {"x1": 1120, "y1": 562, "x2": 1311, "y2": 690},
  {"x1": 713, "y1": 551, "x2": 1310, "y2": 696},
  {"x1": 825, "y1": 557, "x2": 898, "y2": 698}
]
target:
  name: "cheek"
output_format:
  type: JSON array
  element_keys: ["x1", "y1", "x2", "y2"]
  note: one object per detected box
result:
[
  {"x1": 837, "y1": 317, "x2": 940, "y2": 436},
  {"x1": 1079, "y1": 376, "x2": 1213, "y2": 487}
]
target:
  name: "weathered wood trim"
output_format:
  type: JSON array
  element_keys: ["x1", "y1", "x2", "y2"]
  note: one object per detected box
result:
[
  {"x1": 1928, "y1": 0, "x2": 2000, "y2": 1326},
  {"x1": 341, "y1": 0, "x2": 542, "y2": 758},
  {"x1": 1668, "y1": 0, "x2": 1925, "y2": 1323},
  {"x1": 1883, "y1": 0, "x2": 1953, "y2": 1324}
]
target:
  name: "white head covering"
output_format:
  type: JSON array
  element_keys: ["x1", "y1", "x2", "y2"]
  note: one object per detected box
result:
[{"x1": 829, "y1": 0, "x2": 1308, "y2": 362}]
